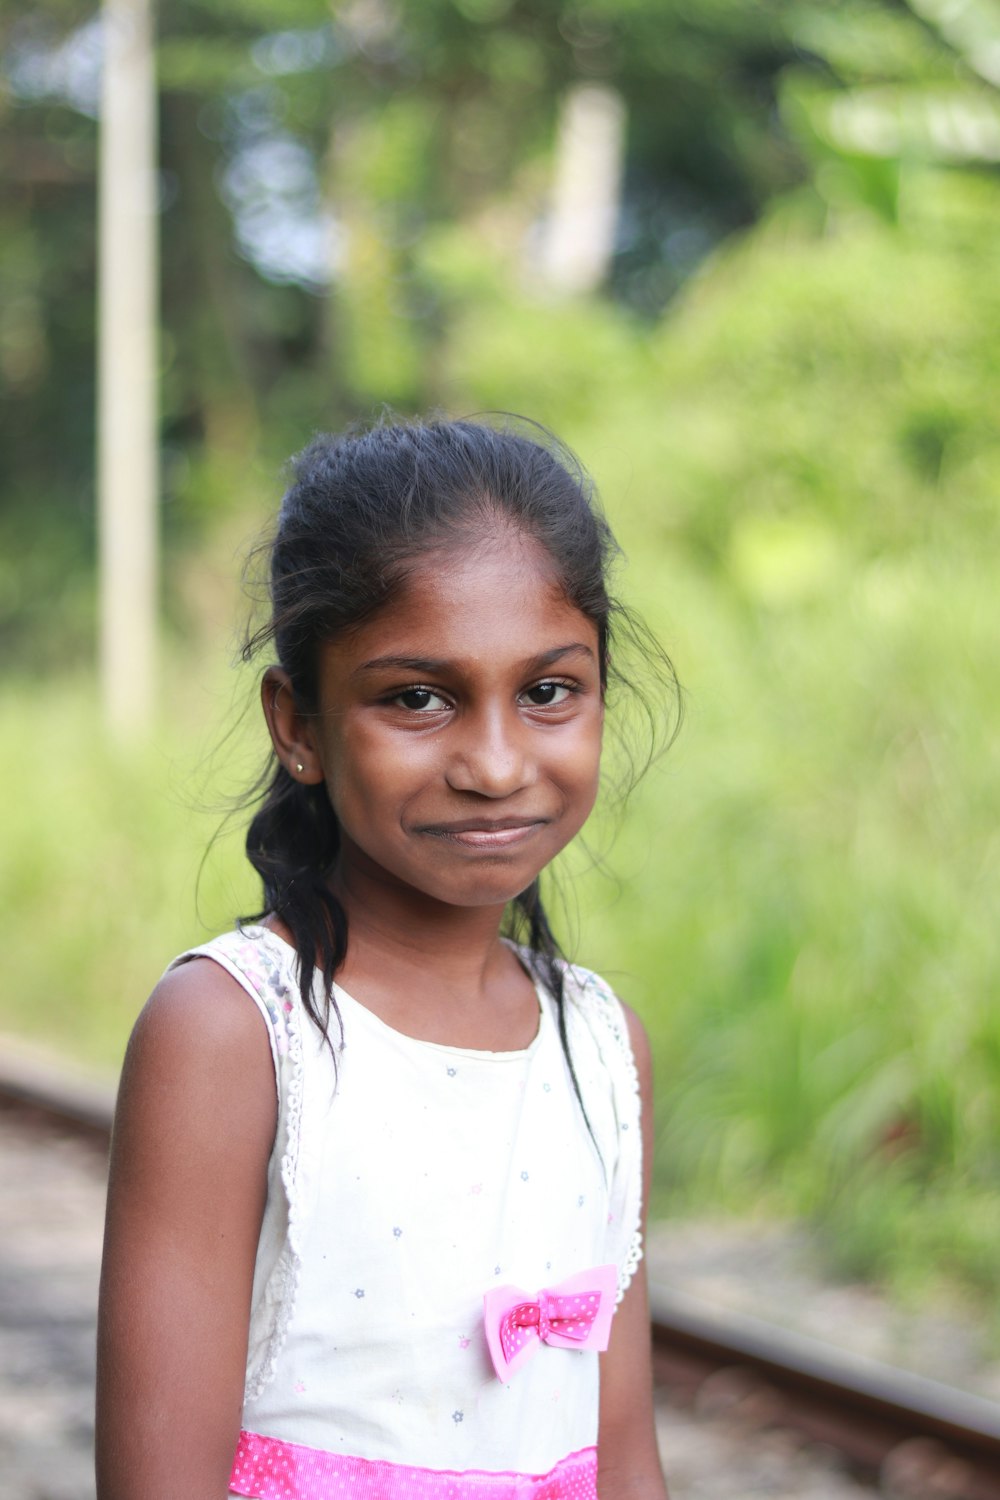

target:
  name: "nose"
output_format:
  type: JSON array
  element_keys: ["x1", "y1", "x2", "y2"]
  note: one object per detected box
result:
[{"x1": 445, "y1": 704, "x2": 536, "y2": 799}]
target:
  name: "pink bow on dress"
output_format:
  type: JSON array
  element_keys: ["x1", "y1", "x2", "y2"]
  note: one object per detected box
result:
[{"x1": 483, "y1": 1264, "x2": 618, "y2": 1382}]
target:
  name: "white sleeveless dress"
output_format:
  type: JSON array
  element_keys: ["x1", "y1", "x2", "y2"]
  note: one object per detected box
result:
[{"x1": 169, "y1": 925, "x2": 643, "y2": 1500}]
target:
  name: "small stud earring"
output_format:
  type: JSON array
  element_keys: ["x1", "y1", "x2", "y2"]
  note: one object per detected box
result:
[{"x1": 294, "y1": 761, "x2": 304, "y2": 775}]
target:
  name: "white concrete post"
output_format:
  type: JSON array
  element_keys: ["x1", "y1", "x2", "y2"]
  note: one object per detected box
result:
[
  {"x1": 539, "y1": 83, "x2": 626, "y2": 295},
  {"x1": 97, "y1": 0, "x2": 158, "y2": 740}
]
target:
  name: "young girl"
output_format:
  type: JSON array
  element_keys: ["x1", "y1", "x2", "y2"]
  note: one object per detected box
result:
[{"x1": 96, "y1": 417, "x2": 673, "y2": 1500}]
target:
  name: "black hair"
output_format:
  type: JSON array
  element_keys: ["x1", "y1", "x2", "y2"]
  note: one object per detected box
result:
[{"x1": 241, "y1": 414, "x2": 678, "y2": 1082}]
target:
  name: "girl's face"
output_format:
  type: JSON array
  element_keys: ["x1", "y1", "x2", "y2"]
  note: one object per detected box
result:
[{"x1": 302, "y1": 533, "x2": 604, "y2": 912}]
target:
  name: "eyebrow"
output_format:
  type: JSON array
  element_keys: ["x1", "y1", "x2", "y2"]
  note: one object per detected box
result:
[{"x1": 353, "y1": 643, "x2": 596, "y2": 677}]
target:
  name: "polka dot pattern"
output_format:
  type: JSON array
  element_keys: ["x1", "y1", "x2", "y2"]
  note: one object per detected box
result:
[
  {"x1": 499, "y1": 1292, "x2": 601, "y2": 1365},
  {"x1": 483, "y1": 1267, "x2": 617, "y2": 1383},
  {"x1": 229, "y1": 1431, "x2": 598, "y2": 1500}
]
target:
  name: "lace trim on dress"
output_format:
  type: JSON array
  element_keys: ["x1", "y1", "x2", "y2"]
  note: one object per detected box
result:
[
  {"x1": 230, "y1": 925, "x2": 308, "y2": 1405},
  {"x1": 562, "y1": 966, "x2": 639, "y2": 1079},
  {"x1": 559, "y1": 963, "x2": 645, "y2": 1305},
  {"x1": 619, "y1": 1227, "x2": 644, "y2": 1302},
  {"x1": 167, "y1": 926, "x2": 308, "y2": 1403}
]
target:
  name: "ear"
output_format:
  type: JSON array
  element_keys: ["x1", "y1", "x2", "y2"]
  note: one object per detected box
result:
[{"x1": 261, "y1": 667, "x2": 325, "y2": 785}]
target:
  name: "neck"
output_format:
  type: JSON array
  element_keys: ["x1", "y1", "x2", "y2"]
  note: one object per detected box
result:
[
  {"x1": 326, "y1": 855, "x2": 541, "y2": 1049},
  {"x1": 335, "y1": 859, "x2": 509, "y2": 989}
]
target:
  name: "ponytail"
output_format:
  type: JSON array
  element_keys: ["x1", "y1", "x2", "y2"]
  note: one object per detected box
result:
[{"x1": 244, "y1": 765, "x2": 347, "y2": 1049}]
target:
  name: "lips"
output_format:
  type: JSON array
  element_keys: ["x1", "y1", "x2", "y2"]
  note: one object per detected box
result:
[{"x1": 419, "y1": 817, "x2": 548, "y2": 850}]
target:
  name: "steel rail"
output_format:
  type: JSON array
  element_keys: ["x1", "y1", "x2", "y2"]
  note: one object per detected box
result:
[
  {"x1": 650, "y1": 1283, "x2": 1000, "y2": 1499},
  {"x1": 0, "y1": 1045, "x2": 116, "y2": 1144}
]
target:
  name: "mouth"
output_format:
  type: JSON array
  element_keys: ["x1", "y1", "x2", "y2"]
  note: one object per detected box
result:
[{"x1": 419, "y1": 817, "x2": 548, "y2": 851}]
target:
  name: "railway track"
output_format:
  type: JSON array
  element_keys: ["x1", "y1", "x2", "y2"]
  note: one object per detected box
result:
[
  {"x1": 2, "y1": 1051, "x2": 999, "y2": 1499},
  {"x1": 0, "y1": 1050, "x2": 116, "y2": 1145},
  {"x1": 649, "y1": 1284, "x2": 1000, "y2": 1499}
]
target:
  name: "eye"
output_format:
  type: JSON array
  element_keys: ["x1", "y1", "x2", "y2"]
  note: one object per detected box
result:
[
  {"x1": 521, "y1": 680, "x2": 573, "y2": 707},
  {"x1": 393, "y1": 686, "x2": 450, "y2": 712}
]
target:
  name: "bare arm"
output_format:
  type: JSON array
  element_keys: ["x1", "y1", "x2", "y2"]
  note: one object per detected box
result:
[
  {"x1": 96, "y1": 959, "x2": 277, "y2": 1500},
  {"x1": 597, "y1": 1005, "x2": 669, "y2": 1500}
]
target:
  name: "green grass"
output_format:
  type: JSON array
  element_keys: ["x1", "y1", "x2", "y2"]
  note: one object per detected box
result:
[
  {"x1": 572, "y1": 553, "x2": 1000, "y2": 1309},
  {"x1": 0, "y1": 667, "x2": 260, "y2": 1069}
]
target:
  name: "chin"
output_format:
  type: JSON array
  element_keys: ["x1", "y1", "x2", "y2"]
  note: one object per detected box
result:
[
  {"x1": 423, "y1": 865, "x2": 544, "y2": 910},
  {"x1": 436, "y1": 880, "x2": 533, "y2": 910}
]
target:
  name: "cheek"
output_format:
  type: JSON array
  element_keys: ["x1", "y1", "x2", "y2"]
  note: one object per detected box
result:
[
  {"x1": 323, "y1": 725, "x2": 432, "y2": 821},
  {"x1": 560, "y1": 718, "x2": 604, "y2": 803}
]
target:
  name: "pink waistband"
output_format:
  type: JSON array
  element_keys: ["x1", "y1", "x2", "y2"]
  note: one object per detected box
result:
[{"x1": 230, "y1": 1432, "x2": 598, "y2": 1500}]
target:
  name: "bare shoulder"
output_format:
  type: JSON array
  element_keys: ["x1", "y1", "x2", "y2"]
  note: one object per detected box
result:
[
  {"x1": 112, "y1": 955, "x2": 277, "y2": 1180},
  {"x1": 128, "y1": 954, "x2": 275, "y2": 1071},
  {"x1": 97, "y1": 956, "x2": 277, "y2": 1497}
]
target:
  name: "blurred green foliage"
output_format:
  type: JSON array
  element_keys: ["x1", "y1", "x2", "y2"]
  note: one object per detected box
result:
[
  {"x1": 434, "y1": 173, "x2": 1000, "y2": 1306},
  {"x1": 2, "y1": 0, "x2": 999, "y2": 1311}
]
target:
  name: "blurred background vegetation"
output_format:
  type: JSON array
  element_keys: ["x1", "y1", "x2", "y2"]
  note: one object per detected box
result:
[{"x1": 2, "y1": 0, "x2": 998, "y2": 1319}]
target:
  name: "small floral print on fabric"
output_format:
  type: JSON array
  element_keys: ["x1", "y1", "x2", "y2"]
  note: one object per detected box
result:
[
  {"x1": 458, "y1": 1335, "x2": 470, "y2": 1349},
  {"x1": 446, "y1": 1066, "x2": 457, "y2": 1077},
  {"x1": 520, "y1": 1170, "x2": 529, "y2": 1181},
  {"x1": 452, "y1": 1411, "x2": 464, "y2": 1424},
  {"x1": 577, "y1": 1195, "x2": 585, "y2": 1207},
  {"x1": 354, "y1": 1288, "x2": 365, "y2": 1299},
  {"x1": 393, "y1": 1227, "x2": 402, "y2": 1238},
  {"x1": 231, "y1": 935, "x2": 296, "y2": 1056}
]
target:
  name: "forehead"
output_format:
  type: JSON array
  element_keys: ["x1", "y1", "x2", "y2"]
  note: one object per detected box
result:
[{"x1": 325, "y1": 535, "x2": 598, "y2": 677}]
